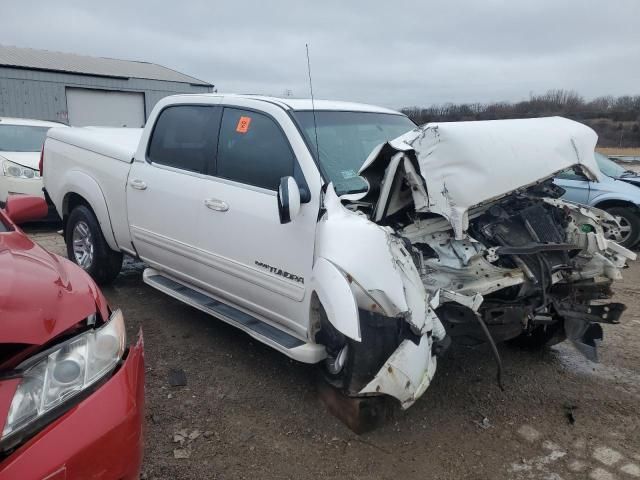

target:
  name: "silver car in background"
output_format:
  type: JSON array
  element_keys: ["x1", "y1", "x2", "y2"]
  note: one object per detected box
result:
[{"x1": 555, "y1": 152, "x2": 640, "y2": 248}]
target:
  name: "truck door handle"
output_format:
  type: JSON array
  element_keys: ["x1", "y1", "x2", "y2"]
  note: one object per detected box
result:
[
  {"x1": 204, "y1": 198, "x2": 229, "y2": 212},
  {"x1": 129, "y1": 179, "x2": 147, "y2": 190}
]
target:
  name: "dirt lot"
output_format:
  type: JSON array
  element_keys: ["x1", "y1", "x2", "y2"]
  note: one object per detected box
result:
[{"x1": 27, "y1": 228, "x2": 640, "y2": 480}]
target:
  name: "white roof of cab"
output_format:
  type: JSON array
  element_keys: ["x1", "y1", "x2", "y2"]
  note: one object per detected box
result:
[
  {"x1": 237, "y1": 96, "x2": 403, "y2": 115},
  {"x1": 168, "y1": 93, "x2": 404, "y2": 115},
  {"x1": 0, "y1": 117, "x2": 66, "y2": 128}
]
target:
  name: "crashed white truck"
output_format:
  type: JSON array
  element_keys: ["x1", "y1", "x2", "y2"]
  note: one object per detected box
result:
[{"x1": 43, "y1": 94, "x2": 635, "y2": 430}]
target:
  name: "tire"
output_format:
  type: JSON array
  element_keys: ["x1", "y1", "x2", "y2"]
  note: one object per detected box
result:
[
  {"x1": 317, "y1": 307, "x2": 400, "y2": 395},
  {"x1": 65, "y1": 205, "x2": 123, "y2": 285},
  {"x1": 602, "y1": 206, "x2": 640, "y2": 249},
  {"x1": 509, "y1": 322, "x2": 566, "y2": 350}
]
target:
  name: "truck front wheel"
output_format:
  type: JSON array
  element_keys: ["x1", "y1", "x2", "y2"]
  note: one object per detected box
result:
[{"x1": 66, "y1": 205, "x2": 123, "y2": 285}]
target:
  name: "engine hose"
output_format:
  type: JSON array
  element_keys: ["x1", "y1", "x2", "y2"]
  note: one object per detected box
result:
[
  {"x1": 537, "y1": 255, "x2": 548, "y2": 309},
  {"x1": 473, "y1": 312, "x2": 505, "y2": 391}
]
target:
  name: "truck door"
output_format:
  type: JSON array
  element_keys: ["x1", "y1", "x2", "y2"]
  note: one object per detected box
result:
[
  {"x1": 194, "y1": 106, "x2": 319, "y2": 337},
  {"x1": 127, "y1": 104, "x2": 222, "y2": 278}
]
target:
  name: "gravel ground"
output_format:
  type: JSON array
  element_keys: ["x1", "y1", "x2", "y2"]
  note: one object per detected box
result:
[{"x1": 26, "y1": 227, "x2": 640, "y2": 480}]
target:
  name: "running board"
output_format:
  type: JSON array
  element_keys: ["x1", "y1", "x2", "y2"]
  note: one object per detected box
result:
[{"x1": 143, "y1": 269, "x2": 325, "y2": 364}]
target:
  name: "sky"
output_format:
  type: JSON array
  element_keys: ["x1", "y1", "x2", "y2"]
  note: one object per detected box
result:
[{"x1": 3, "y1": 0, "x2": 640, "y2": 109}]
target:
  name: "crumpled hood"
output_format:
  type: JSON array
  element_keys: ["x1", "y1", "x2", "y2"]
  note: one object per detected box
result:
[
  {"x1": 0, "y1": 152, "x2": 40, "y2": 170},
  {"x1": 0, "y1": 229, "x2": 107, "y2": 345},
  {"x1": 360, "y1": 116, "x2": 602, "y2": 239}
]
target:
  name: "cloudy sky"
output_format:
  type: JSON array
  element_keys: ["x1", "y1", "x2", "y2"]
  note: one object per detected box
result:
[{"x1": 3, "y1": 0, "x2": 639, "y2": 108}]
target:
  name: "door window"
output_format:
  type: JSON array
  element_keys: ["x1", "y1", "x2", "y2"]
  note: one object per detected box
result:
[
  {"x1": 556, "y1": 166, "x2": 589, "y2": 181},
  {"x1": 216, "y1": 108, "x2": 294, "y2": 190},
  {"x1": 148, "y1": 105, "x2": 221, "y2": 174}
]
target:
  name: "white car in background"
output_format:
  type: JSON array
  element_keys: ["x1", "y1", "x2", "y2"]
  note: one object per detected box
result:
[{"x1": 0, "y1": 117, "x2": 65, "y2": 206}]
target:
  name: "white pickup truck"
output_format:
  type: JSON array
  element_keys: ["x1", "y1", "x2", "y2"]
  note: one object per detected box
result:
[{"x1": 43, "y1": 94, "x2": 635, "y2": 426}]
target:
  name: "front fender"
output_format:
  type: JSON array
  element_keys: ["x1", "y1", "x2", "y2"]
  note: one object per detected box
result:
[
  {"x1": 61, "y1": 170, "x2": 118, "y2": 251},
  {"x1": 310, "y1": 257, "x2": 360, "y2": 342},
  {"x1": 316, "y1": 185, "x2": 431, "y2": 333}
]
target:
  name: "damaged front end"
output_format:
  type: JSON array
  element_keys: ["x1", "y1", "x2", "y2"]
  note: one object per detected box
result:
[
  {"x1": 406, "y1": 185, "x2": 634, "y2": 364},
  {"x1": 314, "y1": 117, "x2": 635, "y2": 416}
]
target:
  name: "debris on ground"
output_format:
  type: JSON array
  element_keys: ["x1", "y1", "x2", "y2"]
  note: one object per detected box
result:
[
  {"x1": 173, "y1": 448, "x2": 191, "y2": 459},
  {"x1": 564, "y1": 403, "x2": 577, "y2": 425},
  {"x1": 168, "y1": 368, "x2": 187, "y2": 387},
  {"x1": 173, "y1": 429, "x2": 201, "y2": 446},
  {"x1": 474, "y1": 416, "x2": 492, "y2": 430}
]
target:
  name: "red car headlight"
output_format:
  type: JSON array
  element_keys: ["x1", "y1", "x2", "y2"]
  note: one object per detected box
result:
[{"x1": 1, "y1": 310, "x2": 126, "y2": 443}]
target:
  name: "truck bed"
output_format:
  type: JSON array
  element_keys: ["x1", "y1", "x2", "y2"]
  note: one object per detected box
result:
[
  {"x1": 44, "y1": 126, "x2": 143, "y2": 253},
  {"x1": 47, "y1": 127, "x2": 143, "y2": 163}
]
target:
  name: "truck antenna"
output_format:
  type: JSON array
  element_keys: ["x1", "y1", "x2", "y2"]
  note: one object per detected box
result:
[{"x1": 305, "y1": 43, "x2": 321, "y2": 163}]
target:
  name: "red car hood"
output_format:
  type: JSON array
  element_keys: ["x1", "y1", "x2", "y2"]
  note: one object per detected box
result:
[{"x1": 0, "y1": 229, "x2": 108, "y2": 346}]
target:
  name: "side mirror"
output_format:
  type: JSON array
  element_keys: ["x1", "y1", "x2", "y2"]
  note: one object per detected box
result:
[
  {"x1": 277, "y1": 176, "x2": 301, "y2": 224},
  {"x1": 5, "y1": 195, "x2": 48, "y2": 225}
]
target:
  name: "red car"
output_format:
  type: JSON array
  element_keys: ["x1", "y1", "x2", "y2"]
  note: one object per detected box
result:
[{"x1": 0, "y1": 195, "x2": 144, "y2": 479}]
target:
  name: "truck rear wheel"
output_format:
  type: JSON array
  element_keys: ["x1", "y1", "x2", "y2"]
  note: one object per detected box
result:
[{"x1": 65, "y1": 205, "x2": 122, "y2": 285}]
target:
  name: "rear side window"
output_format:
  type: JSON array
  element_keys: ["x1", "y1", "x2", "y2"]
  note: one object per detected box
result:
[
  {"x1": 216, "y1": 108, "x2": 294, "y2": 190},
  {"x1": 148, "y1": 105, "x2": 220, "y2": 174}
]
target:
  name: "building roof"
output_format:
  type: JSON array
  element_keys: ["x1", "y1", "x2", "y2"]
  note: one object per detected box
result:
[{"x1": 0, "y1": 44, "x2": 212, "y2": 86}]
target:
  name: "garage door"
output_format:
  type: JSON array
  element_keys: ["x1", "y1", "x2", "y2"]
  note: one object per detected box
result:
[{"x1": 66, "y1": 88, "x2": 145, "y2": 127}]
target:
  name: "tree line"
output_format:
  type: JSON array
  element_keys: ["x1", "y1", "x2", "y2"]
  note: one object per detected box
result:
[{"x1": 401, "y1": 90, "x2": 640, "y2": 148}]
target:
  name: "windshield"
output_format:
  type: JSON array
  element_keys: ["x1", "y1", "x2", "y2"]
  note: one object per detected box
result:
[
  {"x1": 595, "y1": 152, "x2": 628, "y2": 178},
  {"x1": 0, "y1": 125, "x2": 50, "y2": 152},
  {"x1": 293, "y1": 111, "x2": 416, "y2": 194}
]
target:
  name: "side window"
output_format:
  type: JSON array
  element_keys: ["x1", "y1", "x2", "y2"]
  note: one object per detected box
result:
[
  {"x1": 216, "y1": 108, "x2": 294, "y2": 190},
  {"x1": 556, "y1": 166, "x2": 588, "y2": 181},
  {"x1": 148, "y1": 105, "x2": 220, "y2": 174}
]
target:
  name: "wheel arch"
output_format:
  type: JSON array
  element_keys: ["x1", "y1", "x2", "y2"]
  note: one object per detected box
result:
[
  {"x1": 60, "y1": 172, "x2": 119, "y2": 251},
  {"x1": 593, "y1": 198, "x2": 640, "y2": 211},
  {"x1": 309, "y1": 257, "x2": 361, "y2": 342}
]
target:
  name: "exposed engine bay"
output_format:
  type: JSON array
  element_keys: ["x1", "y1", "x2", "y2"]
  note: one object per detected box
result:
[{"x1": 396, "y1": 181, "x2": 630, "y2": 360}]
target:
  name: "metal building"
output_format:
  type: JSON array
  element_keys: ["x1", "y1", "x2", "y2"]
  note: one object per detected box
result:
[{"x1": 0, "y1": 45, "x2": 213, "y2": 127}]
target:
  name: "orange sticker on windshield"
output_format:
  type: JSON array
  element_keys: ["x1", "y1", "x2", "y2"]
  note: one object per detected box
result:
[{"x1": 236, "y1": 116, "x2": 252, "y2": 133}]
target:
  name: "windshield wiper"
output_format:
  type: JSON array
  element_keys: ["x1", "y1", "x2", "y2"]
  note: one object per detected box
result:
[{"x1": 339, "y1": 187, "x2": 368, "y2": 195}]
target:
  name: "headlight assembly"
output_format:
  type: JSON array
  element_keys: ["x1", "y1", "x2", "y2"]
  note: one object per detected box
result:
[
  {"x1": 1, "y1": 160, "x2": 39, "y2": 179},
  {"x1": 1, "y1": 310, "x2": 126, "y2": 443}
]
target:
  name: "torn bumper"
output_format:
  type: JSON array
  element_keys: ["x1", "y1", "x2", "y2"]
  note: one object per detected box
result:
[{"x1": 359, "y1": 334, "x2": 438, "y2": 409}]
